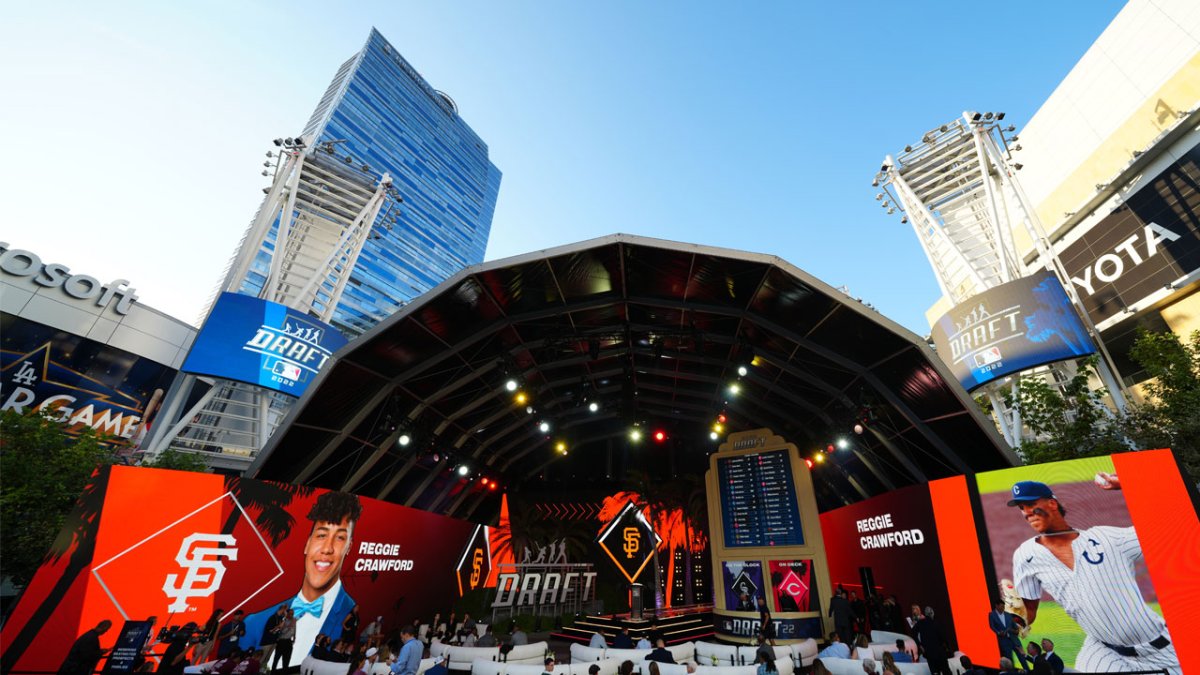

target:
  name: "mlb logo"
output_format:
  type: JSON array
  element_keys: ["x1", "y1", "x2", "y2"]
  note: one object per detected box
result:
[
  {"x1": 974, "y1": 347, "x2": 1002, "y2": 367},
  {"x1": 272, "y1": 361, "x2": 302, "y2": 379}
]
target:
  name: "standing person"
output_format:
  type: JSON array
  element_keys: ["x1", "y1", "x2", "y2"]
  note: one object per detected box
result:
[
  {"x1": 272, "y1": 609, "x2": 297, "y2": 672},
  {"x1": 343, "y1": 607, "x2": 361, "y2": 648},
  {"x1": 157, "y1": 623, "x2": 197, "y2": 675},
  {"x1": 58, "y1": 620, "x2": 113, "y2": 675},
  {"x1": 914, "y1": 607, "x2": 950, "y2": 675},
  {"x1": 259, "y1": 606, "x2": 286, "y2": 671},
  {"x1": 195, "y1": 609, "x2": 225, "y2": 664},
  {"x1": 361, "y1": 616, "x2": 383, "y2": 647},
  {"x1": 905, "y1": 605, "x2": 921, "y2": 635},
  {"x1": 219, "y1": 611, "x2": 247, "y2": 658},
  {"x1": 1040, "y1": 640, "x2": 1064, "y2": 675},
  {"x1": 849, "y1": 591, "x2": 866, "y2": 635},
  {"x1": 827, "y1": 591, "x2": 853, "y2": 648},
  {"x1": 390, "y1": 625, "x2": 421, "y2": 675},
  {"x1": 1005, "y1": 477, "x2": 1178, "y2": 673},
  {"x1": 1026, "y1": 642, "x2": 1050, "y2": 675},
  {"x1": 988, "y1": 601, "x2": 1030, "y2": 671},
  {"x1": 759, "y1": 608, "x2": 776, "y2": 647},
  {"x1": 754, "y1": 634, "x2": 773, "y2": 665}
]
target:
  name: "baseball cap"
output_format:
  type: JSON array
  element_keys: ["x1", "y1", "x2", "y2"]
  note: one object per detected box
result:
[
  {"x1": 1007, "y1": 481, "x2": 1055, "y2": 506},
  {"x1": 366, "y1": 648, "x2": 379, "y2": 658}
]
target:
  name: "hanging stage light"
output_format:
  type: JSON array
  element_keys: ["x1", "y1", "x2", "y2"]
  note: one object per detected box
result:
[{"x1": 397, "y1": 433, "x2": 411, "y2": 447}]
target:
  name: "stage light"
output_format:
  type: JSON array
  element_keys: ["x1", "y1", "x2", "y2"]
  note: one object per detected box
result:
[
  {"x1": 805, "y1": 458, "x2": 814, "y2": 469},
  {"x1": 712, "y1": 423, "x2": 724, "y2": 434},
  {"x1": 397, "y1": 433, "x2": 411, "y2": 447},
  {"x1": 555, "y1": 440, "x2": 568, "y2": 454},
  {"x1": 710, "y1": 431, "x2": 719, "y2": 441},
  {"x1": 813, "y1": 453, "x2": 825, "y2": 464},
  {"x1": 514, "y1": 392, "x2": 528, "y2": 405},
  {"x1": 588, "y1": 401, "x2": 600, "y2": 413},
  {"x1": 505, "y1": 379, "x2": 519, "y2": 392},
  {"x1": 837, "y1": 438, "x2": 849, "y2": 450},
  {"x1": 653, "y1": 430, "x2": 667, "y2": 443},
  {"x1": 827, "y1": 444, "x2": 835, "y2": 453},
  {"x1": 728, "y1": 383, "x2": 740, "y2": 395},
  {"x1": 737, "y1": 365, "x2": 748, "y2": 377},
  {"x1": 629, "y1": 428, "x2": 643, "y2": 442},
  {"x1": 481, "y1": 477, "x2": 489, "y2": 486},
  {"x1": 538, "y1": 421, "x2": 551, "y2": 433},
  {"x1": 853, "y1": 423, "x2": 864, "y2": 435},
  {"x1": 526, "y1": 405, "x2": 534, "y2": 414},
  {"x1": 717, "y1": 413, "x2": 727, "y2": 424},
  {"x1": 457, "y1": 464, "x2": 470, "y2": 476},
  {"x1": 489, "y1": 482, "x2": 498, "y2": 490}
]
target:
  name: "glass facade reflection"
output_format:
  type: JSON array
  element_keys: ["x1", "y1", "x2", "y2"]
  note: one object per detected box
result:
[{"x1": 238, "y1": 29, "x2": 500, "y2": 335}]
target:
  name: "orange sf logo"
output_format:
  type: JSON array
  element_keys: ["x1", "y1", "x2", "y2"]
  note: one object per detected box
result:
[
  {"x1": 470, "y1": 548, "x2": 483, "y2": 587},
  {"x1": 623, "y1": 527, "x2": 640, "y2": 559}
]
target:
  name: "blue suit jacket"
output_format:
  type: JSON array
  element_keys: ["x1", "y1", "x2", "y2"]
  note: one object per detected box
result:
[
  {"x1": 238, "y1": 590, "x2": 356, "y2": 653},
  {"x1": 988, "y1": 611, "x2": 1019, "y2": 639}
]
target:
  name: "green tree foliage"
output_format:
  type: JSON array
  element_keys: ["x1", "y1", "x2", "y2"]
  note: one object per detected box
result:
[
  {"x1": 1005, "y1": 356, "x2": 1128, "y2": 465},
  {"x1": 141, "y1": 448, "x2": 209, "y2": 473},
  {"x1": 1122, "y1": 329, "x2": 1200, "y2": 480},
  {"x1": 0, "y1": 409, "x2": 113, "y2": 587}
]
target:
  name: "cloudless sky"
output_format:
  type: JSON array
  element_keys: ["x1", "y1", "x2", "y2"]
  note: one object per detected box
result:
[{"x1": 1, "y1": 1, "x2": 1125, "y2": 333}]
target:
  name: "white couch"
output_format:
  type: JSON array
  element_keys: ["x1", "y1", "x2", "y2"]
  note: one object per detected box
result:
[
  {"x1": 816, "y1": 653, "x2": 966, "y2": 675},
  {"x1": 790, "y1": 640, "x2": 818, "y2": 668},
  {"x1": 694, "y1": 642, "x2": 740, "y2": 666},
  {"x1": 570, "y1": 643, "x2": 608, "y2": 662},
  {"x1": 604, "y1": 648, "x2": 653, "y2": 663},
  {"x1": 666, "y1": 642, "x2": 696, "y2": 664},
  {"x1": 448, "y1": 645, "x2": 503, "y2": 671},
  {"x1": 506, "y1": 641, "x2": 550, "y2": 665}
]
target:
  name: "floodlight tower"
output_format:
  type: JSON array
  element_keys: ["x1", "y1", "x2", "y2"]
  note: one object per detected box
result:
[
  {"x1": 874, "y1": 111, "x2": 1127, "y2": 446},
  {"x1": 141, "y1": 137, "x2": 399, "y2": 469}
]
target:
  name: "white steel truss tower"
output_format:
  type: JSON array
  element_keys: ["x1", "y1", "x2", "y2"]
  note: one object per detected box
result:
[
  {"x1": 875, "y1": 111, "x2": 1128, "y2": 446},
  {"x1": 141, "y1": 137, "x2": 401, "y2": 469}
]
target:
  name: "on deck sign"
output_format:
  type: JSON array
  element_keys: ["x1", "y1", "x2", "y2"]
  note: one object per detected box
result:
[{"x1": 597, "y1": 501, "x2": 661, "y2": 583}]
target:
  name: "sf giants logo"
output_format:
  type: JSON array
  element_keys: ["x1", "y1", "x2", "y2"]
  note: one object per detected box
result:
[
  {"x1": 622, "y1": 527, "x2": 640, "y2": 559},
  {"x1": 470, "y1": 548, "x2": 484, "y2": 588},
  {"x1": 163, "y1": 533, "x2": 238, "y2": 612}
]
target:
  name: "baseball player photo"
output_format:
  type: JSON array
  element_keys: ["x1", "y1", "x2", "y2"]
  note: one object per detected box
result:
[{"x1": 979, "y1": 457, "x2": 1179, "y2": 673}]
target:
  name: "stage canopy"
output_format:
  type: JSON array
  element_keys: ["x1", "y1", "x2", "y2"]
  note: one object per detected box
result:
[{"x1": 250, "y1": 235, "x2": 1016, "y2": 519}]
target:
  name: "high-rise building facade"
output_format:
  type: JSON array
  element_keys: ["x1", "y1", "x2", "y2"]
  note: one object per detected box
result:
[
  {"x1": 144, "y1": 30, "x2": 500, "y2": 468},
  {"x1": 233, "y1": 28, "x2": 501, "y2": 335}
]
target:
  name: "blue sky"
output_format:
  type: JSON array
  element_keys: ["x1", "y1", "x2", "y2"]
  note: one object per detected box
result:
[{"x1": 1, "y1": 1, "x2": 1124, "y2": 332}]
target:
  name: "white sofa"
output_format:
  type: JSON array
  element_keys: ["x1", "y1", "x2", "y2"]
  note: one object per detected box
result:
[
  {"x1": 790, "y1": 640, "x2": 818, "y2": 668},
  {"x1": 666, "y1": 642, "x2": 696, "y2": 664},
  {"x1": 694, "y1": 642, "x2": 740, "y2": 666},
  {"x1": 604, "y1": 648, "x2": 653, "y2": 663},
  {"x1": 506, "y1": 641, "x2": 551, "y2": 665},
  {"x1": 816, "y1": 653, "x2": 966, "y2": 675},
  {"x1": 570, "y1": 643, "x2": 608, "y2": 662},
  {"x1": 447, "y1": 645, "x2": 502, "y2": 671}
]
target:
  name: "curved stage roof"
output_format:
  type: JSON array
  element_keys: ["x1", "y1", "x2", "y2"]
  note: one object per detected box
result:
[{"x1": 251, "y1": 235, "x2": 1016, "y2": 519}]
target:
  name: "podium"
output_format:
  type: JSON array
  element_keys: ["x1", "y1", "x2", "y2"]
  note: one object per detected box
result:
[{"x1": 630, "y1": 583, "x2": 645, "y2": 619}]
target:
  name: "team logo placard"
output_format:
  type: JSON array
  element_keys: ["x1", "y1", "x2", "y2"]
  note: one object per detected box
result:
[
  {"x1": 597, "y1": 501, "x2": 660, "y2": 583},
  {"x1": 455, "y1": 524, "x2": 492, "y2": 596}
]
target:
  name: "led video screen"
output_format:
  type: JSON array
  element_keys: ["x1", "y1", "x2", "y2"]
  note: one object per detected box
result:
[{"x1": 0, "y1": 466, "x2": 493, "y2": 674}]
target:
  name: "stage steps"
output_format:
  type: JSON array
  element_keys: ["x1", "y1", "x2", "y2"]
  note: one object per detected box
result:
[{"x1": 553, "y1": 609, "x2": 714, "y2": 646}]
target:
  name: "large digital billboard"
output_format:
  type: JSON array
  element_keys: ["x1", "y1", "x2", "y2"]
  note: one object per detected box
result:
[
  {"x1": 1060, "y1": 145, "x2": 1200, "y2": 325},
  {"x1": 973, "y1": 453, "x2": 1190, "y2": 673},
  {"x1": 1, "y1": 313, "x2": 177, "y2": 447},
  {"x1": 0, "y1": 466, "x2": 494, "y2": 674},
  {"x1": 930, "y1": 271, "x2": 1095, "y2": 391},
  {"x1": 181, "y1": 293, "x2": 348, "y2": 398}
]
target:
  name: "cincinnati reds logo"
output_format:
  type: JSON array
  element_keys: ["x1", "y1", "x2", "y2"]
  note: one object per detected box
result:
[
  {"x1": 163, "y1": 533, "x2": 238, "y2": 612},
  {"x1": 779, "y1": 569, "x2": 806, "y2": 598},
  {"x1": 622, "y1": 527, "x2": 641, "y2": 559},
  {"x1": 470, "y1": 548, "x2": 484, "y2": 588}
]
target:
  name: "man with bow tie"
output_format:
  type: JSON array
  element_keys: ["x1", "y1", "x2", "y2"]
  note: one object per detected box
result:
[{"x1": 240, "y1": 491, "x2": 364, "y2": 667}]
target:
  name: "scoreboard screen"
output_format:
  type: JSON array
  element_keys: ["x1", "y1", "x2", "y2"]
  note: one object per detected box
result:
[{"x1": 717, "y1": 449, "x2": 804, "y2": 547}]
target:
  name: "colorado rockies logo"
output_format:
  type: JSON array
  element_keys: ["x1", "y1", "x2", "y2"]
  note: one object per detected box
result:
[
  {"x1": 163, "y1": 533, "x2": 238, "y2": 612},
  {"x1": 1082, "y1": 537, "x2": 1105, "y2": 565}
]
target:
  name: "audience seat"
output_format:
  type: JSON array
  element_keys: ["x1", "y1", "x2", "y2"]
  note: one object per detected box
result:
[
  {"x1": 788, "y1": 640, "x2": 818, "y2": 669},
  {"x1": 570, "y1": 643, "x2": 608, "y2": 662},
  {"x1": 506, "y1": 641, "x2": 550, "y2": 665},
  {"x1": 694, "y1": 642, "x2": 739, "y2": 666},
  {"x1": 447, "y1": 645, "x2": 502, "y2": 671},
  {"x1": 604, "y1": 648, "x2": 653, "y2": 662}
]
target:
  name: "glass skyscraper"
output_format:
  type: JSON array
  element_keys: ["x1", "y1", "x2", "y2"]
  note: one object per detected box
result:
[{"x1": 237, "y1": 28, "x2": 501, "y2": 335}]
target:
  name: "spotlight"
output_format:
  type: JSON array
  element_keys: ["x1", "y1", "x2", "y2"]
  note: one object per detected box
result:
[
  {"x1": 813, "y1": 453, "x2": 825, "y2": 464},
  {"x1": 984, "y1": 112, "x2": 994, "y2": 120},
  {"x1": 514, "y1": 392, "x2": 528, "y2": 405},
  {"x1": 505, "y1": 379, "x2": 519, "y2": 392},
  {"x1": 489, "y1": 482, "x2": 498, "y2": 490},
  {"x1": 717, "y1": 413, "x2": 727, "y2": 424},
  {"x1": 728, "y1": 383, "x2": 740, "y2": 395},
  {"x1": 588, "y1": 401, "x2": 600, "y2": 413},
  {"x1": 526, "y1": 406, "x2": 534, "y2": 414},
  {"x1": 827, "y1": 444, "x2": 835, "y2": 453},
  {"x1": 836, "y1": 438, "x2": 849, "y2": 450},
  {"x1": 457, "y1": 464, "x2": 469, "y2": 476},
  {"x1": 904, "y1": 145, "x2": 912, "y2": 153},
  {"x1": 710, "y1": 431, "x2": 719, "y2": 441},
  {"x1": 397, "y1": 433, "x2": 411, "y2": 447},
  {"x1": 737, "y1": 365, "x2": 748, "y2": 377},
  {"x1": 629, "y1": 428, "x2": 643, "y2": 442},
  {"x1": 805, "y1": 458, "x2": 814, "y2": 469},
  {"x1": 996, "y1": 112, "x2": 1005, "y2": 120},
  {"x1": 653, "y1": 430, "x2": 667, "y2": 443},
  {"x1": 273, "y1": 138, "x2": 284, "y2": 146},
  {"x1": 972, "y1": 112, "x2": 982, "y2": 122},
  {"x1": 481, "y1": 477, "x2": 489, "y2": 486},
  {"x1": 432, "y1": 452, "x2": 440, "y2": 462},
  {"x1": 555, "y1": 440, "x2": 568, "y2": 454},
  {"x1": 538, "y1": 421, "x2": 551, "y2": 433},
  {"x1": 853, "y1": 423, "x2": 864, "y2": 435}
]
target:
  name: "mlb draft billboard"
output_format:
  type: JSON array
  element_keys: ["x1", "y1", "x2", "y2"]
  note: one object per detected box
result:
[
  {"x1": 182, "y1": 293, "x2": 348, "y2": 398},
  {"x1": 930, "y1": 272, "x2": 1095, "y2": 391},
  {"x1": 0, "y1": 466, "x2": 496, "y2": 674}
]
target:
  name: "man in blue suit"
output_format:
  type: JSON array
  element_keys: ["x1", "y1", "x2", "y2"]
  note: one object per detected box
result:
[
  {"x1": 989, "y1": 601, "x2": 1030, "y2": 671},
  {"x1": 240, "y1": 491, "x2": 364, "y2": 667}
]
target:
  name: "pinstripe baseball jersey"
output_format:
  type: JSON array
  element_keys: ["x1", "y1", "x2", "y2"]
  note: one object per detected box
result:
[{"x1": 1012, "y1": 526, "x2": 1166, "y2": 646}]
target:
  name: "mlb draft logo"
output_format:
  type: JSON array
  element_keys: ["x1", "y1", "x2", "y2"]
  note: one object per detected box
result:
[
  {"x1": 91, "y1": 493, "x2": 283, "y2": 621},
  {"x1": 973, "y1": 347, "x2": 1002, "y2": 368}
]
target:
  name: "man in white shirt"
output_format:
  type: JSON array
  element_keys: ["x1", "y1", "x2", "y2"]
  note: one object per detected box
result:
[
  {"x1": 589, "y1": 632, "x2": 607, "y2": 649},
  {"x1": 635, "y1": 635, "x2": 651, "y2": 650},
  {"x1": 240, "y1": 491, "x2": 364, "y2": 667},
  {"x1": 817, "y1": 632, "x2": 850, "y2": 660}
]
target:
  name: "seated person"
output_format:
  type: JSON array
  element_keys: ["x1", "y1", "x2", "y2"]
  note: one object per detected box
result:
[
  {"x1": 612, "y1": 627, "x2": 633, "y2": 649},
  {"x1": 511, "y1": 627, "x2": 529, "y2": 646},
  {"x1": 861, "y1": 659, "x2": 877, "y2": 675},
  {"x1": 852, "y1": 635, "x2": 872, "y2": 660},
  {"x1": 589, "y1": 632, "x2": 607, "y2": 649},
  {"x1": 890, "y1": 640, "x2": 913, "y2": 663},
  {"x1": 817, "y1": 632, "x2": 850, "y2": 660},
  {"x1": 476, "y1": 625, "x2": 497, "y2": 648},
  {"x1": 645, "y1": 639, "x2": 675, "y2": 664},
  {"x1": 958, "y1": 655, "x2": 985, "y2": 675},
  {"x1": 636, "y1": 635, "x2": 651, "y2": 650}
]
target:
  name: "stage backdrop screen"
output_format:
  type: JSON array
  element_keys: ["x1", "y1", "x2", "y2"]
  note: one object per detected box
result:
[
  {"x1": 974, "y1": 451, "x2": 1194, "y2": 673},
  {"x1": 181, "y1": 292, "x2": 348, "y2": 398},
  {"x1": 930, "y1": 271, "x2": 1095, "y2": 391},
  {"x1": 716, "y1": 449, "x2": 804, "y2": 547},
  {"x1": 0, "y1": 466, "x2": 492, "y2": 674}
]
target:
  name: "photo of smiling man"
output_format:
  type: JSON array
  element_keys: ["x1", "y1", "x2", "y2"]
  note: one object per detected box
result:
[{"x1": 241, "y1": 491, "x2": 364, "y2": 666}]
